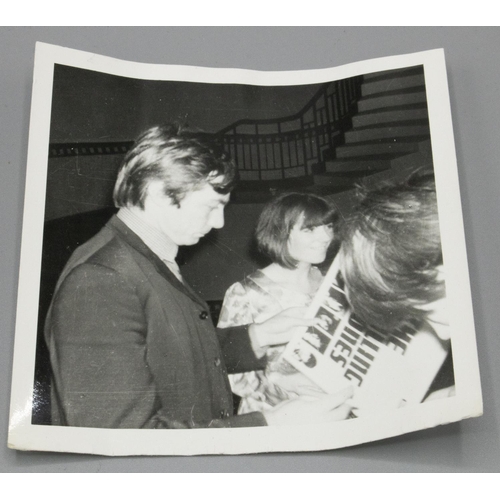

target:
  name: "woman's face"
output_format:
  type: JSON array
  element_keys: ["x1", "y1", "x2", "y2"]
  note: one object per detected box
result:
[{"x1": 288, "y1": 214, "x2": 334, "y2": 265}]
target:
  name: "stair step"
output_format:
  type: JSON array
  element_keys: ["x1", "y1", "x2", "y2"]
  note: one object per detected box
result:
[
  {"x1": 353, "y1": 106, "x2": 429, "y2": 127},
  {"x1": 313, "y1": 175, "x2": 357, "y2": 189},
  {"x1": 358, "y1": 89, "x2": 427, "y2": 112},
  {"x1": 361, "y1": 74, "x2": 426, "y2": 97},
  {"x1": 313, "y1": 169, "x2": 386, "y2": 188},
  {"x1": 345, "y1": 124, "x2": 430, "y2": 143},
  {"x1": 362, "y1": 66, "x2": 424, "y2": 82},
  {"x1": 301, "y1": 184, "x2": 349, "y2": 196},
  {"x1": 336, "y1": 140, "x2": 421, "y2": 158},
  {"x1": 325, "y1": 159, "x2": 392, "y2": 173}
]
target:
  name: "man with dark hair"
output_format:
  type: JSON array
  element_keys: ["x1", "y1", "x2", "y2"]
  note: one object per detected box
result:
[
  {"x1": 337, "y1": 172, "x2": 454, "y2": 401},
  {"x1": 45, "y1": 124, "x2": 352, "y2": 429},
  {"x1": 338, "y1": 172, "x2": 450, "y2": 341}
]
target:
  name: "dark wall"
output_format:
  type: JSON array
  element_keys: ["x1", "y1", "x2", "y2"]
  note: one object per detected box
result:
[
  {"x1": 44, "y1": 155, "x2": 120, "y2": 220},
  {"x1": 49, "y1": 64, "x2": 323, "y2": 143}
]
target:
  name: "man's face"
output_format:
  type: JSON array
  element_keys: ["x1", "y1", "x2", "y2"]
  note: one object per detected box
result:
[{"x1": 144, "y1": 179, "x2": 230, "y2": 246}]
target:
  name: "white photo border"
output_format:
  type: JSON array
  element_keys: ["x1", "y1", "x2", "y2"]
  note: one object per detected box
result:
[{"x1": 8, "y1": 43, "x2": 483, "y2": 455}]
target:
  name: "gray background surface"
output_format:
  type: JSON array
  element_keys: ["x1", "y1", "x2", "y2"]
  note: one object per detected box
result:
[{"x1": 1, "y1": 26, "x2": 499, "y2": 472}]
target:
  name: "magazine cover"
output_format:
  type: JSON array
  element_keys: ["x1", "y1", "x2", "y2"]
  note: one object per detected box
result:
[
  {"x1": 282, "y1": 257, "x2": 450, "y2": 417},
  {"x1": 7, "y1": 43, "x2": 482, "y2": 456}
]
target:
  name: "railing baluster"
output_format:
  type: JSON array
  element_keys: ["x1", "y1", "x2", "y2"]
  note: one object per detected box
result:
[{"x1": 278, "y1": 122, "x2": 285, "y2": 180}]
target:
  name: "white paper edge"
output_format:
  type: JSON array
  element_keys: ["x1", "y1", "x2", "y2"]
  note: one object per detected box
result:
[{"x1": 8, "y1": 42, "x2": 483, "y2": 456}]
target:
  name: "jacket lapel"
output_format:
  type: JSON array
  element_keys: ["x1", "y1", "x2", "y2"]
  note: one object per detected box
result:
[{"x1": 107, "y1": 215, "x2": 207, "y2": 308}]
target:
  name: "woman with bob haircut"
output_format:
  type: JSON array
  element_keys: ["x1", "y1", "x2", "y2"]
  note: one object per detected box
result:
[{"x1": 217, "y1": 192, "x2": 338, "y2": 414}]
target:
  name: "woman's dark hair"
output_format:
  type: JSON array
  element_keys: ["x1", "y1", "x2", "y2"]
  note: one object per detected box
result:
[
  {"x1": 255, "y1": 192, "x2": 338, "y2": 269},
  {"x1": 113, "y1": 124, "x2": 237, "y2": 208},
  {"x1": 338, "y1": 172, "x2": 445, "y2": 331}
]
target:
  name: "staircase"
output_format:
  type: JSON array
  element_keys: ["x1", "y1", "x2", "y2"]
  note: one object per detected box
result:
[
  {"x1": 311, "y1": 66, "x2": 432, "y2": 194},
  {"x1": 46, "y1": 66, "x2": 433, "y2": 205}
]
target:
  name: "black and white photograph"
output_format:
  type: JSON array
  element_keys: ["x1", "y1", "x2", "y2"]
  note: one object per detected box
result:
[{"x1": 7, "y1": 42, "x2": 482, "y2": 456}]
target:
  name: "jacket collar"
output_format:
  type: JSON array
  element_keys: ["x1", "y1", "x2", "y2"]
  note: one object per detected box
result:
[{"x1": 106, "y1": 215, "x2": 206, "y2": 308}]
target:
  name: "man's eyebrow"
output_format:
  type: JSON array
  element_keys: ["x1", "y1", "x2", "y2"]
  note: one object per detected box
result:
[{"x1": 208, "y1": 199, "x2": 229, "y2": 208}]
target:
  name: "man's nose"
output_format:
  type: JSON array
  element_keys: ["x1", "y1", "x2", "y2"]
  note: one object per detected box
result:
[{"x1": 210, "y1": 208, "x2": 225, "y2": 229}]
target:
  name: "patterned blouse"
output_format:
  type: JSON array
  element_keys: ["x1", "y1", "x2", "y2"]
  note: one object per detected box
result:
[{"x1": 217, "y1": 268, "x2": 323, "y2": 414}]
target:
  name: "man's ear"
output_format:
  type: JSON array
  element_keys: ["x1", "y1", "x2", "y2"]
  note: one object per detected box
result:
[{"x1": 146, "y1": 180, "x2": 176, "y2": 208}]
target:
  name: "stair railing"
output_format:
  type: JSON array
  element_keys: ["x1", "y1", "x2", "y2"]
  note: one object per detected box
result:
[
  {"x1": 48, "y1": 76, "x2": 363, "y2": 184},
  {"x1": 212, "y1": 76, "x2": 363, "y2": 181}
]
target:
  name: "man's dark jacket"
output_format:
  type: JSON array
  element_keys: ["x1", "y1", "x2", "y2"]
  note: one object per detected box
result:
[{"x1": 45, "y1": 216, "x2": 267, "y2": 429}]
